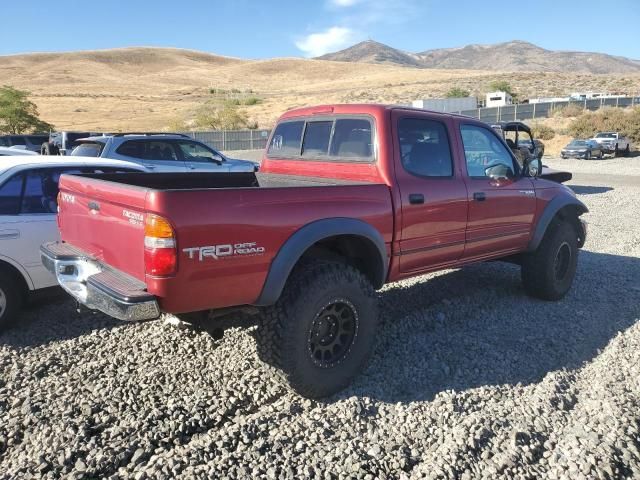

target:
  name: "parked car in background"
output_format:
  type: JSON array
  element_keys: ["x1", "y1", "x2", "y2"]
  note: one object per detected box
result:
[
  {"x1": 0, "y1": 134, "x2": 49, "y2": 153},
  {"x1": 42, "y1": 104, "x2": 588, "y2": 397},
  {"x1": 561, "y1": 139, "x2": 604, "y2": 159},
  {"x1": 0, "y1": 147, "x2": 39, "y2": 157},
  {"x1": 591, "y1": 132, "x2": 631, "y2": 156},
  {"x1": 71, "y1": 133, "x2": 258, "y2": 172},
  {"x1": 41, "y1": 131, "x2": 103, "y2": 156},
  {"x1": 0, "y1": 156, "x2": 147, "y2": 330}
]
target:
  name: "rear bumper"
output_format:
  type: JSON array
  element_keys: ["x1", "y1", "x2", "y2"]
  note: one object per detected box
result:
[{"x1": 41, "y1": 242, "x2": 160, "y2": 321}]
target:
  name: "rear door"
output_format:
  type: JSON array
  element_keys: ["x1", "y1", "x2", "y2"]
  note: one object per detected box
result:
[
  {"x1": 457, "y1": 123, "x2": 536, "y2": 259},
  {"x1": 392, "y1": 110, "x2": 468, "y2": 273}
]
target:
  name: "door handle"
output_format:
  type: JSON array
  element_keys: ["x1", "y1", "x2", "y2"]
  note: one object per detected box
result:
[
  {"x1": 473, "y1": 192, "x2": 486, "y2": 201},
  {"x1": 409, "y1": 193, "x2": 424, "y2": 204},
  {"x1": 0, "y1": 230, "x2": 19, "y2": 240}
]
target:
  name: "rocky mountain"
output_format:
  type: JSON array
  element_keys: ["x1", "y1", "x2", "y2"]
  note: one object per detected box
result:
[{"x1": 318, "y1": 40, "x2": 640, "y2": 74}]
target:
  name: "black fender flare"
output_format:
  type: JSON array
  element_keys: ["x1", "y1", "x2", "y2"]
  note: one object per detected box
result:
[
  {"x1": 253, "y1": 218, "x2": 388, "y2": 306},
  {"x1": 528, "y1": 193, "x2": 588, "y2": 251}
]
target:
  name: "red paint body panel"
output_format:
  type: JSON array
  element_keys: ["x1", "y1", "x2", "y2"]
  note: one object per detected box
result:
[{"x1": 56, "y1": 104, "x2": 570, "y2": 315}]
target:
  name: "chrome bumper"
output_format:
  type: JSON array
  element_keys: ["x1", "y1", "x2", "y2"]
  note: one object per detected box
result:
[{"x1": 41, "y1": 242, "x2": 160, "y2": 321}]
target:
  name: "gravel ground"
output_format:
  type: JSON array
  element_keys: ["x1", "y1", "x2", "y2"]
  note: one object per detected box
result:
[{"x1": 1, "y1": 158, "x2": 639, "y2": 479}]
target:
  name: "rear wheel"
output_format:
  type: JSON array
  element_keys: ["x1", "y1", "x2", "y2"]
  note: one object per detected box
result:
[
  {"x1": 585, "y1": 150, "x2": 591, "y2": 160},
  {"x1": 521, "y1": 221, "x2": 578, "y2": 301},
  {"x1": 256, "y1": 260, "x2": 379, "y2": 398},
  {"x1": 614, "y1": 145, "x2": 619, "y2": 157},
  {"x1": 625, "y1": 144, "x2": 631, "y2": 156},
  {"x1": 0, "y1": 271, "x2": 24, "y2": 332}
]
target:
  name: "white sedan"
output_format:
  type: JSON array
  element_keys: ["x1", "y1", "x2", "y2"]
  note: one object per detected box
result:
[
  {"x1": 0, "y1": 156, "x2": 147, "y2": 330},
  {"x1": 0, "y1": 147, "x2": 39, "y2": 156}
]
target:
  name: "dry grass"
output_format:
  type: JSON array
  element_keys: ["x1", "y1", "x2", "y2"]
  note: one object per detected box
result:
[{"x1": 2, "y1": 47, "x2": 640, "y2": 131}]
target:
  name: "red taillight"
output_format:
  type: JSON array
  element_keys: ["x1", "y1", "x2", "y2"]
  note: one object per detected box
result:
[{"x1": 144, "y1": 214, "x2": 176, "y2": 276}]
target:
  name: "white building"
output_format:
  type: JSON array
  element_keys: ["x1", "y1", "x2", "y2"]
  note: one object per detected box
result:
[{"x1": 485, "y1": 91, "x2": 512, "y2": 107}]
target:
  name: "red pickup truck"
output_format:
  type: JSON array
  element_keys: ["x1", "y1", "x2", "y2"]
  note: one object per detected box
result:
[{"x1": 42, "y1": 104, "x2": 587, "y2": 398}]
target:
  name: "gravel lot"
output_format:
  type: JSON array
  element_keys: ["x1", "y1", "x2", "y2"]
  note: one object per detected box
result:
[{"x1": 1, "y1": 156, "x2": 639, "y2": 479}]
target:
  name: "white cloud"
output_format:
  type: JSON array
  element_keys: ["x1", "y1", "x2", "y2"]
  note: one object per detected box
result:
[
  {"x1": 329, "y1": 0, "x2": 362, "y2": 6},
  {"x1": 295, "y1": 26, "x2": 358, "y2": 57}
]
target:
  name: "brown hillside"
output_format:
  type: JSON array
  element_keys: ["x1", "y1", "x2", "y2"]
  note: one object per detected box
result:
[{"x1": 1, "y1": 46, "x2": 640, "y2": 131}]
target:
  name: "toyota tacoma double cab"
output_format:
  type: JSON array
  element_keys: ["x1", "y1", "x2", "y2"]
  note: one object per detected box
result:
[{"x1": 41, "y1": 104, "x2": 588, "y2": 398}]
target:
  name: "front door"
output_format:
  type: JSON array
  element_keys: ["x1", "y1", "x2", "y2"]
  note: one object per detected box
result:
[
  {"x1": 393, "y1": 112, "x2": 469, "y2": 273},
  {"x1": 457, "y1": 123, "x2": 537, "y2": 260}
]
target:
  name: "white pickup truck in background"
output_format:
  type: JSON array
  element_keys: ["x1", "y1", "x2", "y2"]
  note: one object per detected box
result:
[{"x1": 591, "y1": 132, "x2": 631, "y2": 156}]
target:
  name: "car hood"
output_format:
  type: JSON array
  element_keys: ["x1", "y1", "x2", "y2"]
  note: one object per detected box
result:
[
  {"x1": 226, "y1": 157, "x2": 259, "y2": 172},
  {"x1": 540, "y1": 166, "x2": 572, "y2": 184}
]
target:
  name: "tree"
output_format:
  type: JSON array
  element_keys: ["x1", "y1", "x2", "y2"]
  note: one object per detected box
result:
[
  {"x1": 0, "y1": 85, "x2": 53, "y2": 134},
  {"x1": 194, "y1": 102, "x2": 249, "y2": 130},
  {"x1": 488, "y1": 80, "x2": 518, "y2": 101},
  {"x1": 445, "y1": 87, "x2": 470, "y2": 98}
]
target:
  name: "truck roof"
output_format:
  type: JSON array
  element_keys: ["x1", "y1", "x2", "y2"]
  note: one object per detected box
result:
[{"x1": 279, "y1": 103, "x2": 472, "y2": 121}]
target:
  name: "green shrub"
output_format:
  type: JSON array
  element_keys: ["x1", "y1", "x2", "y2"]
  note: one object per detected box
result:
[
  {"x1": 551, "y1": 103, "x2": 584, "y2": 118},
  {"x1": 568, "y1": 107, "x2": 640, "y2": 143},
  {"x1": 530, "y1": 123, "x2": 556, "y2": 140},
  {"x1": 445, "y1": 87, "x2": 470, "y2": 98},
  {"x1": 242, "y1": 96, "x2": 262, "y2": 106}
]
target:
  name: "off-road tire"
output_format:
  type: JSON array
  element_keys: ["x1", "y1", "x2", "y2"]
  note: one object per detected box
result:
[
  {"x1": 0, "y1": 271, "x2": 23, "y2": 332},
  {"x1": 625, "y1": 144, "x2": 630, "y2": 156},
  {"x1": 614, "y1": 145, "x2": 619, "y2": 157},
  {"x1": 521, "y1": 221, "x2": 578, "y2": 301},
  {"x1": 256, "y1": 260, "x2": 379, "y2": 398},
  {"x1": 41, "y1": 142, "x2": 58, "y2": 155}
]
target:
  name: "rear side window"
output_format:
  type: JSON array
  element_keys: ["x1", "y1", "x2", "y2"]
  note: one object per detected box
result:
[
  {"x1": 21, "y1": 169, "x2": 82, "y2": 214},
  {"x1": 0, "y1": 174, "x2": 24, "y2": 215},
  {"x1": 268, "y1": 116, "x2": 374, "y2": 161},
  {"x1": 302, "y1": 121, "x2": 332, "y2": 156},
  {"x1": 399, "y1": 118, "x2": 453, "y2": 177},
  {"x1": 116, "y1": 141, "x2": 146, "y2": 159},
  {"x1": 330, "y1": 119, "x2": 372, "y2": 158},
  {"x1": 72, "y1": 142, "x2": 103, "y2": 157},
  {"x1": 9, "y1": 136, "x2": 26, "y2": 146},
  {"x1": 268, "y1": 121, "x2": 304, "y2": 156}
]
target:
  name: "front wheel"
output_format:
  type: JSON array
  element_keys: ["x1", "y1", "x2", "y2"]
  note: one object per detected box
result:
[
  {"x1": 521, "y1": 221, "x2": 579, "y2": 301},
  {"x1": 598, "y1": 150, "x2": 604, "y2": 159},
  {"x1": 256, "y1": 260, "x2": 379, "y2": 398},
  {"x1": 585, "y1": 151, "x2": 591, "y2": 160},
  {"x1": 0, "y1": 271, "x2": 23, "y2": 332}
]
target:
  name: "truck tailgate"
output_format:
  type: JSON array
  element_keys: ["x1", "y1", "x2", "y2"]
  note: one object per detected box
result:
[{"x1": 57, "y1": 174, "x2": 148, "y2": 281}]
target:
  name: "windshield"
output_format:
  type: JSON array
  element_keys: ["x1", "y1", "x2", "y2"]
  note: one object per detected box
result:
[
  {"x1": 595, "y1": 133, "x2": 615, "y2": 138},
  {"x1": 569, "y1": 140, "x2": 588, "y2": 147},
  {"x1": 71, "y1": 142, "x2": 104, "y2": 157},
  {"x1": 175, "y1": 140, "x2": 224, "y2": 163}
]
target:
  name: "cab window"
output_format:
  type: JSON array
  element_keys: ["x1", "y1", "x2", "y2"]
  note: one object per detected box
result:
[
  {"x1": 268, "y1": 121, "x2": 304, "y2": 156},
  {"x1": 460, "y1": 125, "x2": 516, "y2": 179},
  {"x1": 302, "y1": 121, "x2": 332, "y2": 156},
  {"x1": 399, "y1": 118, "x2": 453, "y2": 177}
]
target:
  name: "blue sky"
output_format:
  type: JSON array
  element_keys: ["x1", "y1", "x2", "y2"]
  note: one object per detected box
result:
[{"x1": 1, "y1": 0, "x2": 639, "y2": 59}]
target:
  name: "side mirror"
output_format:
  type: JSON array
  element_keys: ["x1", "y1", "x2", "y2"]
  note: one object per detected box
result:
[
  {"x1": 484, "y1": 163, "x2": 513, "y2": 179},
  {"x1": 524, "y1": 157, "x2": 541, "y2": 177}
]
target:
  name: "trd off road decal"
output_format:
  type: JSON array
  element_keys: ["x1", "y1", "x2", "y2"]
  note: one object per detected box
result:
[{"x1": 183, "y1": 242, "x2": 265, "y2": 261}]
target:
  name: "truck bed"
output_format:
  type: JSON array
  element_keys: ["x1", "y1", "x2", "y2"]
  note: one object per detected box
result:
[
  {"x1": 75, "y1": 172, "x2": 375, "y2": 190},
  {"x1": 56, "y1": 171, "x2": 394, "y2": 313}
]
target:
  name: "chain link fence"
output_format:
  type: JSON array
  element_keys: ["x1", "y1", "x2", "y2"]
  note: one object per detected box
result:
[
  {"x1": 179, "y1": 129, "x2": 271, "y2": 151},
  {"x1": 181, "y1": 97, "x2": 640, "y2": 151},
  {"x1": 455, "y1": 96, "x2": 640, "y2": 123}
]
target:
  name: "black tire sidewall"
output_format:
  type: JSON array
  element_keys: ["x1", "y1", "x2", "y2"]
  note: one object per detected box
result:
[
  {"x1": 0, "y1": 272, "x2": 22, "y2": 331},
  {"x1": 539, "y1": 223, "x2": 578, "y2": 300},
  {"x1": 281, "y1": 264, "x2": 378, "y2": 396}
]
